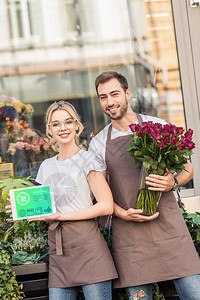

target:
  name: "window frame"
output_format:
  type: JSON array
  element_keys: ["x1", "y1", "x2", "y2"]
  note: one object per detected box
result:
[
  {"x1": 8, "y1": 0, "x2": 34, "y2": 45},
  {"x1": 171, "y1": 0, "x2": 200, "y2": 197}
]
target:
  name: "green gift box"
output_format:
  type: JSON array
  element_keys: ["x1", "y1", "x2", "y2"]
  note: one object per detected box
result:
[{"x1": 10, "y1": 185, "x2": 56, "y2": 220}]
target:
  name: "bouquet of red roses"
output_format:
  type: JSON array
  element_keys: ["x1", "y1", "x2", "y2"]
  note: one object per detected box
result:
[{"x1": 128, "y1": 121, "x2": 195, "y2": 216}]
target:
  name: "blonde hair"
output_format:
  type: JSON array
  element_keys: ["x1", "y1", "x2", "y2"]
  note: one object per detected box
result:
[{"x1": 45, "y1": 101, "x2": 84, "y2": 150}]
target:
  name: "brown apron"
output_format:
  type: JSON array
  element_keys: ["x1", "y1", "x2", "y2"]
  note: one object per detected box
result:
[
  {"x1": 105, "y1": 115, "x2": 200, "y2": 289},
  {"x1": 48, "y1": 219, "x2": 118, "y2": 288}
]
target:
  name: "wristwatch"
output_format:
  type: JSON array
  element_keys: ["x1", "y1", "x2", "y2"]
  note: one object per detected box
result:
[{"x1": 172, "y1": 176, "x2": 180, "y2": 191}]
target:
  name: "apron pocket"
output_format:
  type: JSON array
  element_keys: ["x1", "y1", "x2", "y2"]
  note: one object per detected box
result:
[{"x1": 150, "y1": 204, "x2": 189, "y2": 242}]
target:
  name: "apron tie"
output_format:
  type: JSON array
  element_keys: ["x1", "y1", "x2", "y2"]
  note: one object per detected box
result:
[{"x1": 49, "y1": 221, "x2": 63, "y2": 255}]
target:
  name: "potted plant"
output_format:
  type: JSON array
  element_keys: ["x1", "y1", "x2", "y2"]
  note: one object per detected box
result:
[
  {"x1": 0, "y1": 176, "x2": 34, "y2": 241},
  {"x1": 0, "y1": 175, "x2": 49, "y2": 298},
  {"x1": 11, "y1": 219, "x2": 48, "y2": 265},
  {"x1": 157, "y1": 208, "x2": 200, "y2": 299},
  {"x1": 181, "y1": 208, "x2": 200, "y2": 257},
  {"x1": 0, "y1": 240, "x2": 24, "y2": 299},
  {"x1": 0, "y1": 176, "x2": 35, "y2": 241},
  {"x1": 0, "y1": 175, "x2": 48, "y2": 261}
]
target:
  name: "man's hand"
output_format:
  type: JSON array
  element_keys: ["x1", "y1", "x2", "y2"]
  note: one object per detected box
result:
[
  {"x1": 145, "y1": 171, "x2": 174, "y2": 192},
  {"x1": 121, "y1": 208, "x2": 159, "y2": 222},
  {"x1": 114, "y1": 203, "x2": 159, "y2": 222},
  {"x1": 145, "y1": 160, "x2": 193, "y2": 192}
]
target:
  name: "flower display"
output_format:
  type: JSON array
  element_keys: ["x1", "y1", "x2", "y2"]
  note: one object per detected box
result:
[
  {"x1": 0, "y1": 100, "x2": 34, "y2": 115},
  {"x1": 128, "y1": 121, "x2": 195, "y2": 215},
  {"x1": 5, "y1": 118, "x2": 29, "y2": 141},
  {"x1": 4, "y1": 116, "x2": 54, "y2": 164},
  {"x1": 7, "y1": 137, "x2": 51, "y2": 161},
  {"x1": 0, "y1": 105, "x2": 18, "y2": 121},
  {"x1": 0, "y1": 97, "x2": 55, "y2": 176}
]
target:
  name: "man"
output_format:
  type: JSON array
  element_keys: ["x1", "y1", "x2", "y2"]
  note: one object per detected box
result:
[{"x1": 89, "y1": 71, "x2": 200, "y2": 300}]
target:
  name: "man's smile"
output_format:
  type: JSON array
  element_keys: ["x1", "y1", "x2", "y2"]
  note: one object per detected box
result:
[{"x1": 106, "y1": 106, "x2": 119, "y2": 112}]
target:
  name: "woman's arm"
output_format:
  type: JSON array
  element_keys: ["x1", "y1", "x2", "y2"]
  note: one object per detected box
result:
[
  {"x1": 17, "y1": 171, "x2": 114, "y2": 222},
  {"x1": 59, "y1": 170, "x2": 113, "y2": 220}
]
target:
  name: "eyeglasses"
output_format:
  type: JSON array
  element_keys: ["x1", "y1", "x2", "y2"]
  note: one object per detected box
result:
[{"x1": 48, "y1": 119, "x2": 76, "y2": 130}]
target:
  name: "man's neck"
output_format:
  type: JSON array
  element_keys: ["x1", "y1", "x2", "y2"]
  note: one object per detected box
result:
[{"x1": 111, "y1": 109, "x2": 137, "y2": 132}]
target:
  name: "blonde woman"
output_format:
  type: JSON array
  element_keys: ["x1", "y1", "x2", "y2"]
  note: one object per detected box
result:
[{"x1": 7, "y1": 101, "x2": 117, "y2": 300}]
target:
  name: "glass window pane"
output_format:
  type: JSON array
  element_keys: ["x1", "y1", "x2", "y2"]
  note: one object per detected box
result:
[
  {"x1": 27, "y1": 0, "x2": 43, "y2": 40},
  {"x1": 8, "y1": 0, "x2": 24, "y2": 39},
  {"x1": 16, "y1": 1, "x2": 24, "y2": 38},
  {"x1": 65, "y1": 0, "x2": 77, "y2": 32},
  {"x1": 0, "y1": 0, "x2": 195, "y2": 191}
]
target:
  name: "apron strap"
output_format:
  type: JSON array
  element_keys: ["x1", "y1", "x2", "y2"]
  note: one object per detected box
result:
[
  {"x1": 107, "y1": 124, "x2": 112, "y2": 142},
  {"x1": 49, "y1": 221, "x2": 63, "y2": 255},
  {"x1": 136, "y1": 113, "x2": 143, "y2": 125},
  {"x1": 107, "y1": 114, "x2": 143, "y2": 143}
]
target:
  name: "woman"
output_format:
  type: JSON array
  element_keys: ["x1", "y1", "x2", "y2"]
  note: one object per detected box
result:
[{"x1": 7, "y1": 101, "x2": 118, "y2": 300}]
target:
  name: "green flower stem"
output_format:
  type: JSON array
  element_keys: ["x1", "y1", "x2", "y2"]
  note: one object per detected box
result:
[
  {"x1": 135, "y1": 176, "x2": 162, "y2": 216},
  {"x1": 140, "y1": 136, "x2": 145, "y2": 147}
]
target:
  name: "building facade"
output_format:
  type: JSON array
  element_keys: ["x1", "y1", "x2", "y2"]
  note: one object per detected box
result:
[{"x1": 0, "y1": 0, "x2": 199, "y2": 209}]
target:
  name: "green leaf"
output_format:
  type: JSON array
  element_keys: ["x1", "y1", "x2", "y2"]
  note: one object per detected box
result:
[
  {"x1": 2, "y1": 187, "x2": 11, "y2": 203},
  {"x1": 0, "y1": 179, "x2": 11, "y2": 189},
  {"x1": 128, "y1": 151, "x2": 136, "y2": 159},
  {"x1": 158, "y1": 154, "x2": 162, "y2": 163},
  {"x1": 176, "y1": 168, "x2": 184, "y2": 173},
  {"x1": 157, "y1": 167, "x2": 165, "y2": 175},
  {"x1": 128, "y1": 142, "x2": 138, "y2": 150},
  {"x1": 196, "y1": 229, "x2": 200, "y2": 242},
  {"x1": 159, "y1": 160, "x2": 166, "y2": 168},
  {"x1": 134, "y1": 151, "x2": 142, "y2": 157},
  {"x1": 144, "y1": 162, "x2": 151, "y2": 170},
  {"x1": 150, "y1": 169, "x2": 158, "y2": 174},
  {"x1": 141, "y1": 148, "x2": 151, "y2": 156},
  {"x1": 189, "y1": 214, "x2": 200, "y2": 225},
  {"x1": 143, "y1": 156, "x2": 154, "y2": 164},
  {"x1": 151, "y1": 161, "x2": 158, "y2": 169},
  {"x1": 168, "y1": 166, "x2": 176, "y2": 173},
  {"x1": 135, "y1": 160, "x2": 142, "y2": 168}
]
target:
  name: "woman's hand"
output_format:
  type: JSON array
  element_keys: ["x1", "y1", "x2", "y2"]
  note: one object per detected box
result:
[
  {"x1": 5, "y1": 195, "x2": 13, "y2": 216},
  {"x1": 28, "y1": 212, "x2": 62, "y2": 222}
]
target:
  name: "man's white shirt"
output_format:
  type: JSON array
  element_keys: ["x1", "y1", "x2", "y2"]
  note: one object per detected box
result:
[{"x1": 88, "y1": 114, "x2": 167, "y2": 171}]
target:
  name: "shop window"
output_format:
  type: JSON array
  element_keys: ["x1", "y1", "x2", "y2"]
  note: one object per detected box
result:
[
  {"x1": 8, "y1": 0, "x2": 43, "y2": 46},
  {"x1": 64, "y1": 0, "x2": 77, "y2": 33},
  {"x1": 0, "y1": 0, "x2": 198, "y2": 195},
  {"x1": 63, "y1": 0, "x2": 95, "y2": 40},
  {"x1": 8, "y1": 0, "x2": 24, "y2": 39}
]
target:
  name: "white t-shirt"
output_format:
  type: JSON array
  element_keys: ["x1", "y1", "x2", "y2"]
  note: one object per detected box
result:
[
  {"x1": 88, "y1": 114, "x2": 167, "y2": 171},
  {"x1": 36, "y1": 150, "x2": 102, "y2": 214}
]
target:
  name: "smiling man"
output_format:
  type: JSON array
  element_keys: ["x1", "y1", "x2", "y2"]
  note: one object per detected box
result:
[
  {"x1": 98, "y1": 77, "x2": 130, "y2": 120},
  {"x1": 89, "y1": 71, "x2": 200, "y2": 300}
]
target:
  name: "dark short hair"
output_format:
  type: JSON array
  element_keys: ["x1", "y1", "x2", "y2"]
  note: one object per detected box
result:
[{"x1": 95, "y1": 71, "x2": 129, "y2": 95}]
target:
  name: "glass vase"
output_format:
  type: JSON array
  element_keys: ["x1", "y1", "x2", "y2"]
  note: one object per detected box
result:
[{"x1": 135, "y1": 166, "x2": 162, "y2": 216}]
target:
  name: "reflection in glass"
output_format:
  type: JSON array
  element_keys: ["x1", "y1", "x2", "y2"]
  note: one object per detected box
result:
[{"x1": 0, "y1": 0, "x2": 189, "y2": 182}]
